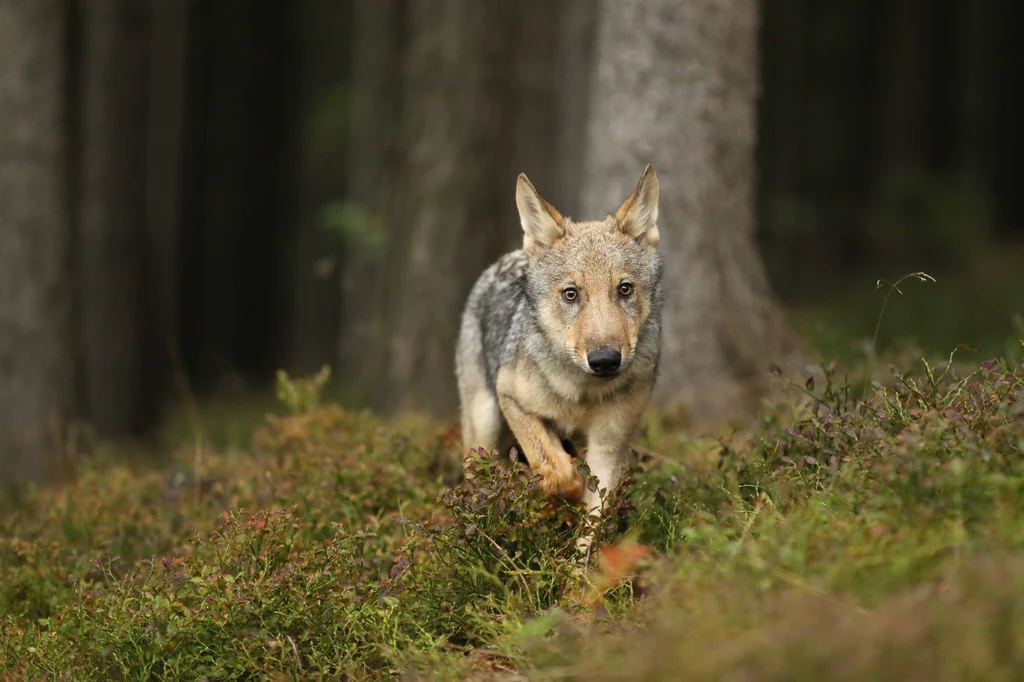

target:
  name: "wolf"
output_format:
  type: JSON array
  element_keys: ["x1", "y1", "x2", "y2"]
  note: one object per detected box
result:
[{"x1": 455, "y1": 164, "x2": 663, "y2": 541}]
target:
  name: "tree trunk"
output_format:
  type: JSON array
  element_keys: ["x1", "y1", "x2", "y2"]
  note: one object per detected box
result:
[
  {"x1": 341, "y1": 0, "x2": 408, "y2": 403},
  {"x1": 989, "y1": 0, "x2": 1024, "y2": 230},
  {"x1": 953, "y1": 0, "x2": 996, "y2": 187},
  {"x1": 507, "y1": 3, "x2": 561, "y2": 227},
  {"x1": 0, "y1": 0, "x2": 74, "y2": 483},
  {"x1": 145, "y1": 0, "x2": 189, "y2": 410},
  {"x1": 370, "y1": 0, "x2": 565, "y2": 417},
  {"x1": 284, "y1": 0, "x2": 350, "y2": 376},
  {"x1": 77, "y1": 0, "x2": 157, "y2": 436},
  {"x1": 874, "y1": 0, "x2": 931, "y2": 175},
  {"x1": 580, "y1": 0, "x2": 804, "y2": 428},
  {"x1": 552, "y1": 0, "x2": 598, "y2": 217},
  {"x1": 179, "y1": 0, "x2": 294, "y2": 389},
  {"x1": 378, "y1": 0, "x2": 515, "y2": 416},
  {"x1": 176, "y1": 0, "x2": 248, "y2": 389}
]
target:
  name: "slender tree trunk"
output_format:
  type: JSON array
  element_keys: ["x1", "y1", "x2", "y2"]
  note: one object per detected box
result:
[
  {"x1": 145, "y1": 0, "x2": 189, "y2": 407},
  {"x1": 580, "y1": 0, "x2": 804, "y2": 428},
  {"x1": 77, "y1": 0, "x2": 156, "y2": 436},
  {"x1": 0, "y1": 0, "x2": 74, "y2": 483},
  {"x1": 193, "y1": 0, "x2": 247, "y2": 384},
  {"x1": 178, "y1": 0, "x2": 295, "y2": 390},
  {"x1": 756, "y1": 0, "x2": 814, "y2": 297},
  {"x1": 989, "y1": 0, "x2": 1024, "y2": 230},
  {"x1": 874, "y1": 0, "x2": 930, "y2": 175}
]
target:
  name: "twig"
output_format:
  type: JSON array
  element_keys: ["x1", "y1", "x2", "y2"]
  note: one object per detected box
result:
[
  {"x1": 864, "y1": 271, "x2": 935, "y2": 400},
  {"x1": 476, "y1": 527, "x2": 533, "y2": 597},
  {"x1": 579, "y1": 536, "x2": 595, "y2": 602},
  {"x1": 286, "y1": 635, "x2": 302, "y2": 673}
]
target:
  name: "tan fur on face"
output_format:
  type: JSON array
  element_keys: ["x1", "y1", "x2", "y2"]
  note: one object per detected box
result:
[{"x1": 533, "y1": 220, "x2": 655, "y2": 378}]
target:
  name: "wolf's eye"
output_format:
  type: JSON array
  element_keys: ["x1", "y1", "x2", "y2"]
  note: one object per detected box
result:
[
  {"x1": 618, "y1": 282, "x2": 634, "y2": 297},
  {"x1": 562, "y1": 286, "x2": 579, "y2": 302}
]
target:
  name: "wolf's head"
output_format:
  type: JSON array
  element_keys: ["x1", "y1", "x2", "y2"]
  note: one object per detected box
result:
[{"x1": 516, "y1": 164, "x2": 663, "y2": 380}]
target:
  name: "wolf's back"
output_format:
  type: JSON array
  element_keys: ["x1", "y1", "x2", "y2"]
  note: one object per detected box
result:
[{"x1": 455, "y1": 249, "x2": 531, "y2": 394}]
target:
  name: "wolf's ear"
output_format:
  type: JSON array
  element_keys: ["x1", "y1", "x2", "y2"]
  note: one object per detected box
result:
[
  {"x1": 614, "y1": 163, "x2": 660, "y2": 246},
  {"x1": 516, "y1": 173, "x2": 565, "y2": 255}
]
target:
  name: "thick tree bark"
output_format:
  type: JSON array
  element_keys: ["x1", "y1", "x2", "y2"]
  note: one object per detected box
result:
[
  {"x1": 355, "y1": 1, "x2": 562, "y2": 417},
  {"x1": 508, "y1": 3, "x2": 561, "y2": 224},
  {"x1": 552, "y1": 0, "x2": 598, "y2": 217},
  {"x1": 77, "y1": 0, "x2": 156, "y2": 436},
  {"x1": 380, "y1": 0, "x2": 519, "y2": 416},
  {"x1": 0, "y1": 0, "x2": 74, "y2": 483},
  {"x1": 580, "y1": 0, "x2": 804, "y2": 428}
]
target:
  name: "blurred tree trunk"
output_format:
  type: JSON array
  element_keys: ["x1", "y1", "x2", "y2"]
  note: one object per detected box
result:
[
  {"x1": 377, "y1": 0, "x2": 517, "y2": 416},
  {"x1": 874, "y1": 0, "x2": 930, "y2": 174},
  {"x1": 580, "y1": 0, "x2": 804, "y2": 428},
  {"x1": 180, "y1": 0, "x2": 294, "y2": 389},
  {"x1": 77, "y1": 0, "x2": 157, "y2": 436},
  {"x1": 507, "y1": 4, "x2": 561, "y2": 224},
  {"x1": 224, "y1": 2, "x2": 295, "y2": 381},
  {"x1": 186, "y1": 0, "x2": 247, "y2": 385},
  {"x1": 145, "y1": 0, "x2": 189, "y2": 409},
  {"x1": 552, "y1": 0, "x2": 598, "y2": 216},
  {"x1": 341, "y1": 0, "x2": 405, "y2": 401},
  {"x1": 349, "y1": 1, "x2": 560, "y2": 416},
  {"x1": 754, "y1": 0, "x2": 810, "y2": 297},
  {"x1": 285, "y1": 0, "x2": 350, "y2": 376},
  {"x1": 989, "y1": 0, "x2": 1024, "y2": 230},
  {"x1": 0, "y1": 0, "x2": 75, "y2": 483},
  {"x1": 954, "y1": 0, "x2": 999, "y2": 198}
]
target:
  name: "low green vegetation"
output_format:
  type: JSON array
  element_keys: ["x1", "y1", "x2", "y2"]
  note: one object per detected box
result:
[{"x1": 2, "y1": 342, "x2": 1023, "y2": 679}]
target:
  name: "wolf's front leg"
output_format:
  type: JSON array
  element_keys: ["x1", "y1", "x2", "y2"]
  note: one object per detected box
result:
[
  {"x1": 575, "y1": 444, "x2": 627, "y2": 556},
  {"x1": 580, "y1": 442, "x2": 627, "y2": 519},
  {"x1": 497, "y1": 393, "x2": 585, "y2": 502},
  {"x1": 575, "y1": 414, "x2": 637, "y2": 555}
]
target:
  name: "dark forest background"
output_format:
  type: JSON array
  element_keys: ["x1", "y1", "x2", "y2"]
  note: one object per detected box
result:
[{"x1": 2, "y1": 0, "x2": 1023, "y2": 484}]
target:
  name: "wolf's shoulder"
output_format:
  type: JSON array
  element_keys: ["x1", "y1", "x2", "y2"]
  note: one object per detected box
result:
[
  {"x1": 460, "y1": 249, "x2": 530, "y2": 386},
  {"x1": 490, "y1": 249, "x2": 529, "y2": 287},
  {"x1": 476, "y1": 249, "x2": 529, "y2": 313},
  {"x1": 467, "y1": 249, "x2": 529, "y2": 304},
  {"x1": 462, "y1": 249, "x2": 529, "y2": 317}
]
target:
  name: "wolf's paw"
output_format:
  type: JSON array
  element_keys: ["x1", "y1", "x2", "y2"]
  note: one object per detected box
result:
[{"x1": 539, "y1": 462, "x2": 586, "y2": 504}]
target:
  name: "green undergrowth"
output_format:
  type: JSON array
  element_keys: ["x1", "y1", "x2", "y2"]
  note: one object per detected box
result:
[{"x1": 2, "y1": 347, "x2": 1024, "y2": 680}]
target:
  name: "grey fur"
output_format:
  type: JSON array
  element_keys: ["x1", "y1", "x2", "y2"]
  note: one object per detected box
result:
[{"x1": 456, "y1": 228, "x2": 664, "y2": 456}]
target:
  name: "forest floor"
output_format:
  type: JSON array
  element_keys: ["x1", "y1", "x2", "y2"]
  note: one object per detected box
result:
[{"x1": 2, "y1": 268, "x2": 1024, "y2": 680}]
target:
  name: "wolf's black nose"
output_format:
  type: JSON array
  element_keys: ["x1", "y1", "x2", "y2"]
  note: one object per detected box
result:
[{"x1": 587, "y1": 348, "x2": 622, "y2": 375}]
